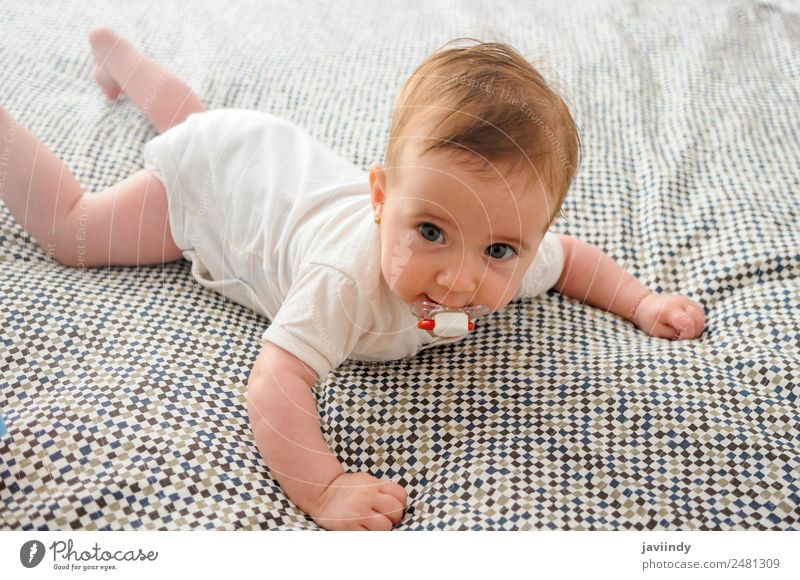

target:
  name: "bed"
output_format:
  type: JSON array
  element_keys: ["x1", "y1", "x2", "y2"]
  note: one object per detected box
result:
[{"x1": 1, "y1": 0, "x2": 798, "y2": 530}]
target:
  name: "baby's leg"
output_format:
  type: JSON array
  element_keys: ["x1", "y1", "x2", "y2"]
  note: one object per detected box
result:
[
  {"x1": 0, "y1": 106, "x2": 182, "y2": 267},
  {"x1": 88, "y1": 26, "x2": 206, "y2": 133}
]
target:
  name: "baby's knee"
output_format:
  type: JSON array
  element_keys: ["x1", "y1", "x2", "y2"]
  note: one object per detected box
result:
[
  {"x1": 48, "y1": 235, "x2": 83, "y2": 268},
  {"x1": 48, "y1": 197, "x2": 91, "y2": 268}
]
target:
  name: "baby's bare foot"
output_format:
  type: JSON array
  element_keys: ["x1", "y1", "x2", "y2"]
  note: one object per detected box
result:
[{"x1": 87, "y1": 25, "x2": 125, "y2": 100}]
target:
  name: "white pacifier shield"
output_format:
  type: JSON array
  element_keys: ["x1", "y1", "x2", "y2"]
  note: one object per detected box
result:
[{"x1": 432, "y1": 311, "x2": 469, "y2": 337}]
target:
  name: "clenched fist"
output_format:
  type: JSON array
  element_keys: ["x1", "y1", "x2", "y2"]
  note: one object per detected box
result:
[
  {"x1": 634, "y1": 293, "x2": 705, "y2": 340},
  {"x1": 310, "y1": 472, "x2": 408, "y2": 531}
]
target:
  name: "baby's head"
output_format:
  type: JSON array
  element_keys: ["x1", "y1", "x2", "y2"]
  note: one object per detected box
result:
[{"x1": 369, "y1": 39, "x2": 580, "y2": 313}]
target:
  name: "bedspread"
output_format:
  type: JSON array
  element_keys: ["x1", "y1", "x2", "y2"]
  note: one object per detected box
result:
[{"x1": 1, "y1": 0, "x2": 798, "y2": 530}]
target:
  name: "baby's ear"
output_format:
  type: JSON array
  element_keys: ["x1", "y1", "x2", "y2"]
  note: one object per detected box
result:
[
  {"x1": 369, "y1": 163, "x2": 387, "y2": 202},
  {"x1": 368, "y1": 163, "x2": 377, "y2": 189}
]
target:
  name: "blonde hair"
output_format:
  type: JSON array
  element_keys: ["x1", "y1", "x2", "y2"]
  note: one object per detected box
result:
[{"x1": 385, "y1": 38, "x2": 581, "y2": 226}]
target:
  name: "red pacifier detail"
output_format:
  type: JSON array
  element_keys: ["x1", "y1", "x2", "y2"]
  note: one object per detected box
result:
[{"x1": 410, "y1": 300, "x2": 490, "y2": 338}]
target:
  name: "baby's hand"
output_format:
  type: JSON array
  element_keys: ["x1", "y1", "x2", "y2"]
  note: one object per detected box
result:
[
  {"x1": 310, "y1": 472, "x2": 408, "y2": 531},
  {"x1": 634, "y1": 293, "x2": 705, "y2": 340}
]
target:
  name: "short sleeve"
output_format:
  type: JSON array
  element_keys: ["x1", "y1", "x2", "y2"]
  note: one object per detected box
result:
[
  {"x1": 260, "y1": 265, "x2": 373, "y2": 382},
  {"x1": 513, "y1": 231, "x2": 565, "y2": 300}
]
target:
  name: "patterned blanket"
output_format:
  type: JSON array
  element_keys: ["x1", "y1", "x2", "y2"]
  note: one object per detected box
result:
[{"x1": 1, "y1": 0, "x2": 798, "y2": 530}]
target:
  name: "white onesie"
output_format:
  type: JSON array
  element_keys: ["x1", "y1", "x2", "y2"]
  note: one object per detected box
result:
[{"x1": 143, "y1": 109, "x2": 564, "y2": 381}]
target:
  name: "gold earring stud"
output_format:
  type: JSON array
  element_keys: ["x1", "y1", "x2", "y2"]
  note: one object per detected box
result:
[{"x1": 374, "y1": 213, "x2": 381, "y2": 225}]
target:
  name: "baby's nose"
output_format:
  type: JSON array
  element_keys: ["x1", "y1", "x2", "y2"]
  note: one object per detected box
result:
[{"x1": 437, "y1": 264, "x2": 479, "y2": 298}]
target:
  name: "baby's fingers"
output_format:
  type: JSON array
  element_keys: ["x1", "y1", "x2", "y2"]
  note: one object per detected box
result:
[
  {"x1": 665, "y1": 308, "x2": 695, "y2": 338},
  {"x1": 647, "y1": 321, "x2": 681, "y2": 339},
  {"x1": 380, "y1": 480, "x2": 408, "y2": 506},
  {"x1": 372, "y1": 493, "x2": 405, "y2": 525},
  {"x1": 364, "y1": 511, "x2": 394, "y2": 531},
  {"x1": 688, "y1": 302, "x2": 705, "y2": 336}
]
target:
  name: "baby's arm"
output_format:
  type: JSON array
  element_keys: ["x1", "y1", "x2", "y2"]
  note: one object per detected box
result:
[
  {"x1": 552, "y1": 235, "x2": 705, "y2": 339},
  {"x1": 247, "y1": 342, "x2": 407, "y2": 530}
]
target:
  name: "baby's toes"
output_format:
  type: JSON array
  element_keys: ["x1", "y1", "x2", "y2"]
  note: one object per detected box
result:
[{"x1": 91, "y1": 64, "x2": 122, "y2": 100}]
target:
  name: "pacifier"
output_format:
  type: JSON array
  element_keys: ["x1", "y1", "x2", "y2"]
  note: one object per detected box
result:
[{"x1": 410, "y1": 300, "x2": 491, "y2": 338}]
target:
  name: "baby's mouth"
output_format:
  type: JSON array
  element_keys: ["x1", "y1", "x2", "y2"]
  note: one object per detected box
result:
[
  {"x1": 423, "y1": 293, "x2": 468, "y2": 310},
  {"x1": 409, "y1": 296, "x2": 491, "y2": 337},
  {"x1": 423, "y1": 293, "x2": 440, "y2": 305}
]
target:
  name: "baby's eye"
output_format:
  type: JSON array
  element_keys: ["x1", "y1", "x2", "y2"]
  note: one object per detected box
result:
[
  {"x1": 417, "y1": 223, "x2": 516, "y2": 260},
  {"x1": 417, "y1": 222, "x2": 444, "y2": 244},
  {"x1": 487, "y1": 243, "x2": 516, "y2": 260}
]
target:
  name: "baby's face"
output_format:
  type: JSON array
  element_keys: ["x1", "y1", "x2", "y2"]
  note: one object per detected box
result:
[{"x1": 369, "y1": 147, "x2": 553, "y2": 313}]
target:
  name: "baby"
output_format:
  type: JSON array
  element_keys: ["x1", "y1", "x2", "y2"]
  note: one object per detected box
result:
[{"x1": 0, "y1": 27, "x2": 705, "y2": 531}]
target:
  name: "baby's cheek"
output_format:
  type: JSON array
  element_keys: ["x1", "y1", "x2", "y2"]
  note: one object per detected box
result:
[
  {"x1": 491, "y1": 281, "x2": 518, "y2": 311},
  {"x1": 499, "y1": 282, "x2": 518, "y2": 304},
  {"x1": 381, "y1": 246, "x2": 419, "y2": 295}
]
